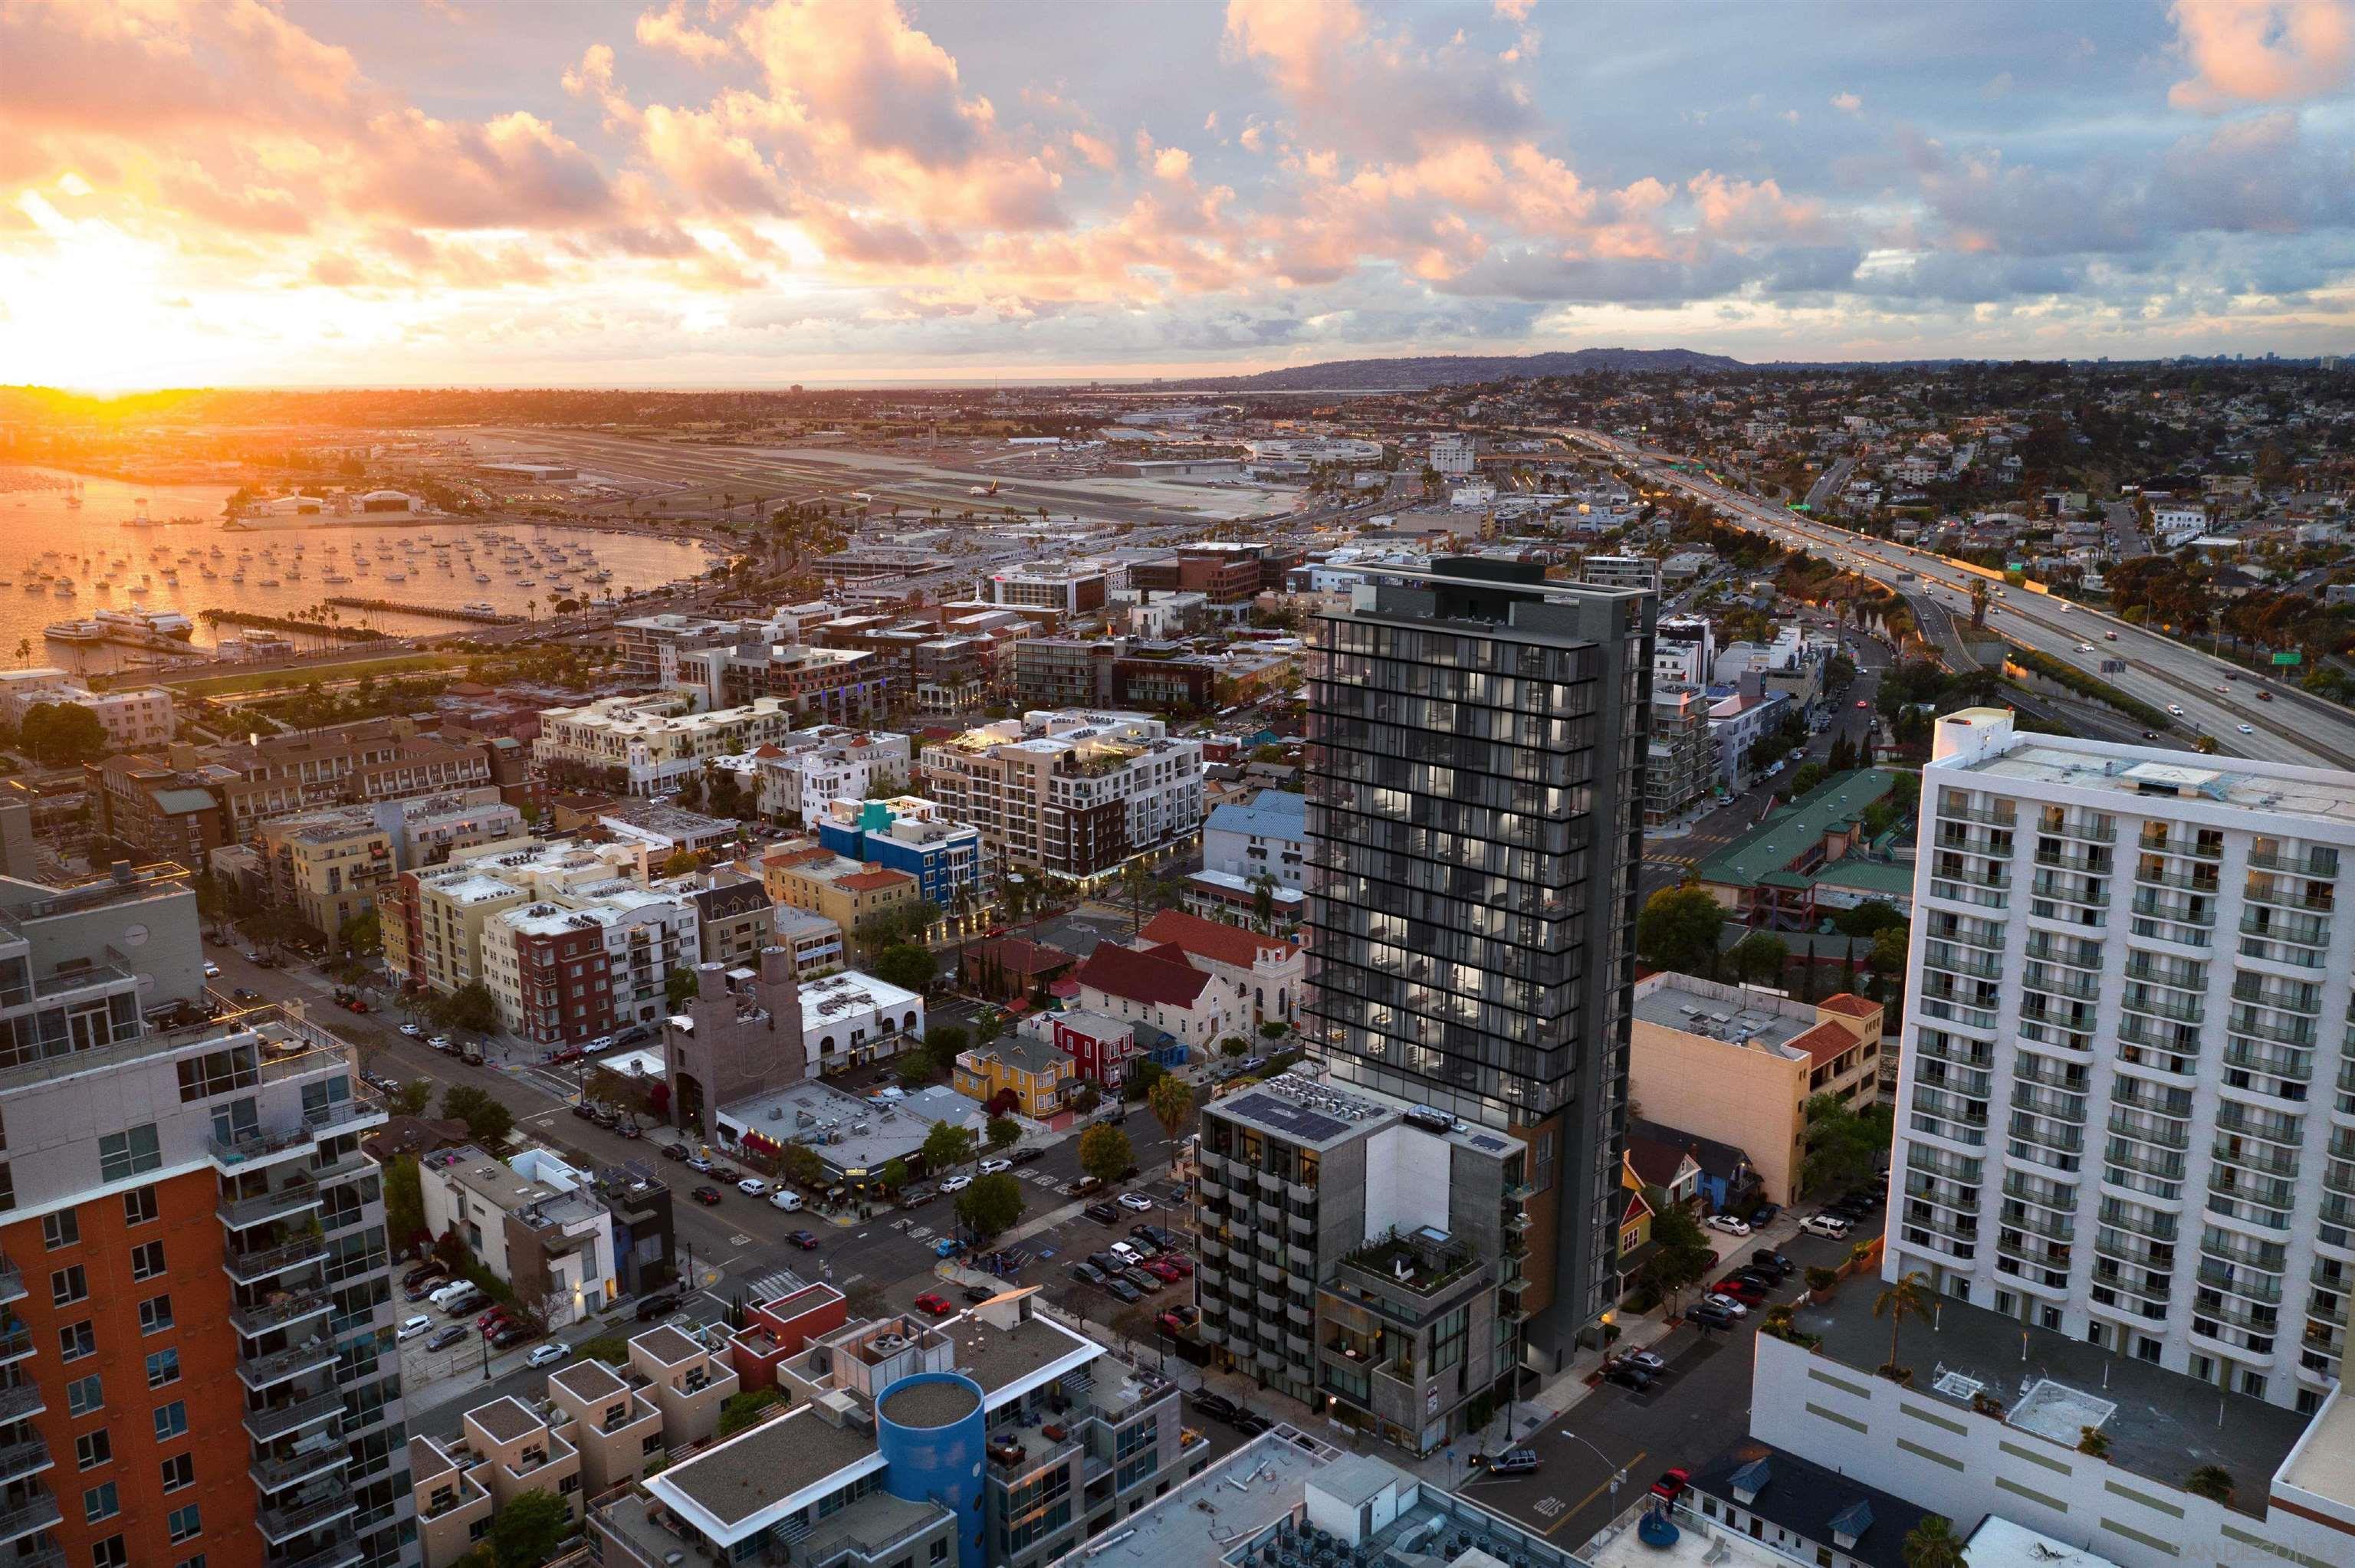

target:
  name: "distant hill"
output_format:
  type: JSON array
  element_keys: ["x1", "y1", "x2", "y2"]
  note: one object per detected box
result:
[{"x1": 1162, "y1": 348, "x2": 1748, "y2": 391}]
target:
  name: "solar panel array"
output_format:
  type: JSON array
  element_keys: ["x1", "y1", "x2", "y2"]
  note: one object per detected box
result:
[{"x1": 1223, "y1": 1091, "x2": 1350, "y2": 1143}]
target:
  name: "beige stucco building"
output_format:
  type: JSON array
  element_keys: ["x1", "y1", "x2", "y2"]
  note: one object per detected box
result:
[{"x1": 1627, "y1": 973, "x2": 1884, "y2": 1206}]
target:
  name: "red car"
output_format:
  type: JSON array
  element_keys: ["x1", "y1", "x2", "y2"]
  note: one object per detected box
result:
[
  {"x1": 1141, "y1": 1258, "x2": 1183, "y2": 1283},
  {"x1": 690, "y1": 1186, "x2": 723, "y2": 1206},
  {"x1": 1712, "y1": 1275, "x2": 1766, "y2": 1305},
  {"x1": 476, "y1": 1307, "x2": 511, "y2": 1331},
  {"x1": 912, "y1": 1293, "x2": 954, "y2": 1317},
  {"x1": 1158, "y1": 1306, "x2": 1199, "y2": 1336},
  {"x1": 786, "y1": 1230, "x2": 821, "y2": 1251},
  {"x1": 1158, "y1": 1252, "x2": 1194, "y2": 1276},
  {"x1": 1650, "y1": 1468, "x2": 1691, "y2": 1504}
]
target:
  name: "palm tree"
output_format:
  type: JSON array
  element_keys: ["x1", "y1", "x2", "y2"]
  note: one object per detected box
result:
[
  {"x1": 1249, "y1": 872, "x2": 1278, "y2": 934},
  {"x1": 2184, "y1": 1465, "x2": 2235, "y2": 1504},
  {"x1": 1119, "y1": 859, "x2": 1157, "y2": 935},
  {"x1": 11, "y1": 638, "x2": 28, "y2": 668},
  {"x1": 1899, "y1": 1515, "x2": 1965, "y2": 1568},
  {"x1": 1874, "y1": 1270, "x2": 1932, "y2": 1379},
  {"x1": 1147, "y1": 1074, "x2": 1193, "y2": 1173}
]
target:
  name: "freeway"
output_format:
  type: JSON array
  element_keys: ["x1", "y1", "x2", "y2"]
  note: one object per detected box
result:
[{"x1": 1570, "y1": 431, "x2": 2355, "y2": 770}]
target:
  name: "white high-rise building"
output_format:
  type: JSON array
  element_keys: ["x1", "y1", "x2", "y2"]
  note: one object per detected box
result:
[
  {"x1": 1890, "y1": 709, "x2": 2355, "y2": 1414},
  {"x1": 1428, "y1": 431, "x2": 1476, "y2": 475}
]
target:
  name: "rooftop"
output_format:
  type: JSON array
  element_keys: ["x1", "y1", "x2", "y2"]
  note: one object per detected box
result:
[
  {"x1": 1684, "y1": 1438, "x2": 1940, "y2": 1568},
  {"x1": 878, "y1": 1378, "x2": 979, "y2": 1428},
  {"x1": 1632, "y1": 975, "x2": 1815, "y2": 1057},
  {"x1": 1694, "y1": 769, "x2": 1899, "y2": 890},
  {"x1": 1792, "y1": 1284, "x2": 2308, "y2": 1515},
  {"x1": 1209, "y1": 1068, "x2": 1525, "y2": 1161}
]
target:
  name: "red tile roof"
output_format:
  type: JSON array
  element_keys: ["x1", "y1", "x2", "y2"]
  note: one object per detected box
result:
[
  {"x1": 1076, "y1": 942, "x2": 1210, "y2": 1009},
  {"x1": 1788, "y1": 1020, "x2": 1863, "y2": 1067},
  {"x1": 974, "y1": 936, "x2": 1076, "y2": 978},
  {"x1": 835, "y1": 868, "x2": 913, "y2": 893},
  {"x1": 1818, "y1": 993, "x2": 1880, "y2": 1020},
  {"x1": 1138, "y1": 909, "x2": 1299, "y2": 972}
]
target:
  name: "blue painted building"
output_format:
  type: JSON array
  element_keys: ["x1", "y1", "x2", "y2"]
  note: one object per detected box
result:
[{"x1": 817, "y1": 795, "x2": 982, "y2": 909}]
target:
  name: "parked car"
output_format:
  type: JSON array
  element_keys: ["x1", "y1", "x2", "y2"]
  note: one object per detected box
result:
[
  {"x1": 1009, "y1": 1146, "x2": 1044, "y2": 1165},
  {"x1": 1705, "y1": 1214, "x2": 1752, "y2": 1237},
  {"x1": 1109, "y1": 1242, "x2": 1147, "y2": 1268},
  {"x1": 913, "y1": 1292, "x2": 954, "y2": 1317},
  {"x1": 939, "y1": 1175, "x2": 973, "y2": 1193},
  {"x1": 427, "y1": 1035, "x2": 452, "y2": 1052},
  {"x1": 402, "y1": 1265, "x2": 443, "y2": 1289},
  {"x1": 488, "y1": 1324, "x2": 530, "y2": 1350},
  {"x1": 1071, "y1": 1262, "x2": 1107, "y2": 1287},
  {"x1": 1687, "y1": 1299, "x2": 1739, "y2": 1329},
  {"x1": 404, "y1": 1276, "x2": 449, "y2": 1302},
  {"x1": 661, "y1": 1143, "x2": 690, "y2": 1161},
  {"x1": 1159, "y1": 1306, "x2": 1199, "y2": 1336},
  {"x1": 1748, "y1": 1251, "x2": 1795, "y2": 1280},
  {"x1": 428, "y1": 1281, "x2": 480, "y2": 1311},
  {"x1": 398, "y1": 1022, "x2": 424, "y2": 1038},
  {"x1": 1088, "y1": 1251, "x2": 1127, "y2": 1278},
  {"x1": 1701, "y1": 1292, "x2": 1752, "y2": 1318},
  {"x1": 636, "y1": 1294, "x2": 680, "y2": 1321},
  {"x1": 1122, "y1": 1267, "x2": 1164, "y2": 1294},
  {"x1": 685, "y1": 1154, "x2": 716, "y2": 1173},
  {"x1": 1133, "y1": 1224, "x2": 1183, "y2": 1251},
  {"x1": 1800, "y1": 1213, "x2": 1851, "y2": 1239},
  {"x1": 1103, "y1": 1278, "x2": 1141, "y2": 1304},
  {"x1": 691, "y1": 1186, "x2": 723, "y2": 1206},
  {"x1": 1230, "y1": 1412, "x2": 1273, "y2": 1437},
  {"x1": 425, "y1": 1326, "x2": 467, "y2": 1353},
  {"x1": 737, "y1": 1176, "x2": 769, "y2": 1196},
  {"x1": 977, "y1": 1158, "x2": 1012, "y2": 1176},
  {"x1": 525, "y1": 1343, "x2": 567, "y2": 1369},
  {"x1": 1480, "y1": 1448, "x2": 1542, "y2": 1477},
  {"x1": 1084, "y1": 1201, "x2": 1120, "y2": 1225},
  {"x1": 1650, "y1": 1468, "x2": 1693, "y2": 1504},
  {"x1": 1117, "y1": 1192, "x2": 1153, "y2": 1212},
  {"x1": 1141, "y1": 1258, "x2": 1183, "y2": 1283},
  {"x1": 1602, "y1": 1363, "x2": 1654, "y2": 1391},
  {"x1": 397, "y1": 1314, "x2": 432, "y2": 1340},
  {"x1": 1712, "y1": 1276, "x2": 1766, "y2": 1305},
  {"x1": 1751, "y1": 1203, "x2": 1782, "y2": 1226},
  {"x1": 1614, "y1": 1349, "x2": 1667, "y2": 1374},
  {"x1": 1189, "y1": 1392, "x2": 1240, "y2": 1423}
]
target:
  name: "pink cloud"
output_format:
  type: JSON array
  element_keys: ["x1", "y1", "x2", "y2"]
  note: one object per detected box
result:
[
  {"x1": 636, "y1": 0, "x2": 734, "y2": 65},
  {"x1": 2168, "y1": 0, "x2": 2354, "y2": 110}
]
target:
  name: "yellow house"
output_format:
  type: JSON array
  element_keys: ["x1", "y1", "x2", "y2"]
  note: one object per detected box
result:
[
  {"x1": 762, "y1": 841, "x2": 921, "y2": 936},
  {"x1": 951, "y1": 1034, "x2": 1076, "y2": 1120}
]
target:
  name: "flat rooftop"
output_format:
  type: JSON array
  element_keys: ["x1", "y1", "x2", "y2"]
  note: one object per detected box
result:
[
  {"x1": 1934, "y1": 710, "x2": 2355, "y2": 828},
  {"x1": 1209, "y1": 1068, "x2": 1526, "y2": 1161},
  {"x1": 1793, "y1": 1288, "x2": 2308, "y2": 1516},
  {"x1": 714, "y1": 1078, "x2": 947, "y2": 1173},
  {"x1": 1052, "y1": 1430, "x2": 1331, "y2": 1568},
  {"x1": 1632, "y1": 976, "x2": 1813, "y2": 1057},
  {"x1": 2278, "y1": 1386, "x2": 2355, "y2": 1514}
]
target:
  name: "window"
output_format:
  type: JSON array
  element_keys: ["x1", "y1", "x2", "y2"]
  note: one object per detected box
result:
[
  {"x1": 58, "y1": 1320, "x2": 94, "y2": 1362},
  {"x1": 83, "y1": 1481, "x2": 120, "y2": 1524},
  {"x1": 159, "y1": 1453, "x2": 193, "y2": 1494},
  {"x1": 122, "y1": 1186, "x2": 158, "y2": 1226},
  {"x1": 129, "y1": 1241, "x2": 166, "y2": 1281},
  {"x1": 97, "y1": 1124, "x2": 161, "y2": 1183},
  {"x1": 930, "y1": 1543, "x2": 948, "y2": 1564},
  {"x1": 92, "y1": 1538, "x2": 128, "y2": 1568},
  {"x1": 153, "y1": 1401, "x2": 189, "y2": 1442},
  {"x1": 42, "y1": 1210, "x2": 79, "y2": 1250},
  {"x1": 0, "y1": 1163, "x2": 12, "y2": 1212},
  {"x1": 50, "y1": 1265, "x2": 87, "y2": 1307},
  {"x1": 138, "y1": 1294, "x2": 173, "y2": 1334},
  {"x1": 75, "y1": 1430, "x2": 110, "y2": 1470},
  {"x1": 166, "y1": 1503, "x2": 201, "y2": 1544},
  {"x1": 176, "y1": 1048, "x2": 257, "y2": 1103},
  {"x1": 65, "y1": 1374, "x2": 102, "y2": 1417},
  {"x1": 146, "y1": 1347, "x2": 180, "y2": 1389}
]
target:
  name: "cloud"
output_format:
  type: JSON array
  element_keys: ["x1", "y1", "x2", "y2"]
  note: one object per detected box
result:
[
  {"x1": 2168, "y1": 0, "x2": 2355, "y2": 110},
  {"x1": 1223, "y1": 0, "x2": 1537, "y2": 160},
  {"x1": 358, "y1": 109, "x2": 615, "y2": 229},
  {"x1": 1831, "y1": 91, "x2": 1863, "y2": 113},
  {"x1": 636, "y1": 0, "x2": 734, "y2": 65}
]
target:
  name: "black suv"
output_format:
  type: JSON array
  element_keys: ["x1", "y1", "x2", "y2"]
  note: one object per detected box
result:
[{"x1": 635, "y1": 1294, "x2": 680, "y2": 1321}]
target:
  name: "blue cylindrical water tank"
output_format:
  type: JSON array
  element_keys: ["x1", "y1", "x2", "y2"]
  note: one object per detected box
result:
[{"x1": 875, "y1": 1371, "x2": 987, "y2": 1565}]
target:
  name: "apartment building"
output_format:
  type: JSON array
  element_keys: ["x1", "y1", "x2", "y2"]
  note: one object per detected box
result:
[
  {"x1": 248, "y1": 806, "x2": 397, "y2": 940},
  {"x1": 480, "y1": 887, "x2": 699, "y2": 1047},
  {"x1": 590, "y1": 1294, "x2": 1190, "y2": 1568},
  {"x1": 761, "y1": 843, "x2": 923, "y2": 935},
  {"x1": 984, "y1": 560, "x2": 1109, "y2": 616},
  {"x1": 211, "y1": 717, "x2": 498, "y2": 837},
  {"x1": 687, "y1": 877, "x2": 774, "y2": 970},
  {"x1": 1012, "y1": 638, "x2": 1116, "y2": 710},
  {"x1": 417, "y1": 1146, "x2": 619, "y2": 1327},
  {"x1": 533, "y1": 695, "x2": 796, "y2": 797},
  {"x1": 1627, "y1": 973, "x2": 1883, "y2": 1206},
  {"x1": 379, "y1": 840, "x2": 650, "y2": 998},
  {"x1": 1201, "y1": 789, "x2": 1308, "y2": 894},
  {"x1": 0, "y1": 676, "x2": 175, "y2": 752},
  {"x1": 713, "y1": 727, "x2": 912, "y2": 828},
  {"x1": 1581, "y1": 554, "x2": 1662, "y2": 592},
  {"x1": 816, "y1": 795, "x2": 983, "y2": 910},
  {"x1": 1303, "y1": 559, "x2": 1653, "y2": 1365},
  {"x1": 1429, "y1": 432, "x2": 1476, "y2": 475},
  {"x1": 918, "y1": 710, "x2": 1204, "y2": 885},
  {"x1": 1647, "y1": 681, "x2": 1719, "y2": 825},
  {"x1": 1891, "y1": 708, "x2": 2355, "y2": 1412},
  {"x1": 1194, "y1": 1071, "x2": 1530, "y2": 1455},
  {"x1": 1127, "y1": 543, "x2": 1297, "y2": 607},
  {"x1": 86, "y1": 750, "x2": 232, "y2": 867},
  {"x1": 672, "y1": 642, "x2": 891, "y2": 727},
  {"x1": 0, "y1": 863, "x2": 408, "y2": 1568}
]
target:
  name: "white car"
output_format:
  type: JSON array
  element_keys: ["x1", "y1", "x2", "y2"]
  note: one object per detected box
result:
[
  {"x1": 396, "y1": 1314, "x2": 432, "y2": 1340},
  {"x1": 736, "y1": 1177, "x2": 768, "y2": 1196},
  {"x1": 399, "y1": 1022, "x2": 423, "y2": 1038},
  {"x1": 202, "y1": 961, "x2": 221, "y2": 979},
  {"x1": 938, "y1": 1175, "x2": 973, "y2": 1193},
  {"x1": 1702, "y1": 1293, "x2": 1750, "y2": 1318},
  {"x1": 977, "y1": 1159, "x2": 1012, "y2": 1176},
  {"x1": 524, "y1": 1343, "x2": 567, "y2": 1369},
  {"x1": 1117, "y1": 1192, "x2": 1154, "y2": 1212},
  {"x1": 1704, "y1": 1214, "x2": 1752, "y2": 1237},
  {"x1": 2077, "y1": 643, "x2": 2094, "y2": 653},
  {"x1": 1800, "y1": 1213, "x2": 1852, "y2": 1240},
  {"x1": 428, "y1": 1035, "x2": 452, "y2": 1051},
  {"x1": 2238, "y1": 723, "x2": 2254, "y2": 733}
]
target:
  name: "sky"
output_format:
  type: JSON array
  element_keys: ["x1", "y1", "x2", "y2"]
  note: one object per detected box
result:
[{"x1": 3, "y1": 0, "x2": 2353, "y2": 390}]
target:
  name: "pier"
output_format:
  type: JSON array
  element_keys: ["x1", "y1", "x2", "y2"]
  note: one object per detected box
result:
[
  {"x1": 199, "y1": 609, "x2": 385, "y2": 642},
  {"x1": 323, "y1": 596, "x2": 521, "y2": 625}
]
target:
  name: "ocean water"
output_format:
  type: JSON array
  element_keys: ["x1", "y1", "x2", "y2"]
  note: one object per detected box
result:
[{"x1": 0, "y1": 466, "x2": 716, "y2": 674}]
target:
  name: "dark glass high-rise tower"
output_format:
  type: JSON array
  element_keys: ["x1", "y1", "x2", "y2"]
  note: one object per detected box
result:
[{"x1": 1302, "y1": 559, "x2": 1654, "y2": 1363}]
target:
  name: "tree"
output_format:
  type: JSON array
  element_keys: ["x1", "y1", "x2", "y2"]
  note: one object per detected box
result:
[
  {"x1": 1729, "y1": 931, "x2": 1788, "y2": 986},
  {"x1": 441, "y1": 1084, "x2": 516, "y2": 1146},
  {"x1": 777, "y1": 1143, "x2": 824, "y2": 1191},
  {"x1": 435, "y1": 980, "x2": 500, "y2": 1035},
  {"x1": 1789, "y1": 761, "x2": 1827, "y2": 796},
  {"x1": 16, "y1": 702, "x2": 108, "y2": 767},
  {"x1": 873, "y1": 943, "x2": 938, "y2": 996},
  {"x1": 1147, "y1": 1074, "x2": 1194, "y2": 1166},
  {"x1": 1638, "y1": 1200, "x2": 1718, "y2": 1313},
  {"x1": 337, "y1": 907, "x2": 383, "y2": 959},
  {"x1": 1802, "y1": 1093, "x2": 1894, "y2": 1192},
  {"x1": 1899, "y1": 1515, "x2": 1966, "y2": 1568},
  {"x1": 1249, "y1": 872, "x2": 1278, "y2": 933},
  {"x1": 1220, "y1": 1035, "x2": 1249, "y2": 1058},
  {"x1": 921, "y1": 1120, "x2": 975, "y2": 1174},
  {"x1": 716, "y1": 1387, "x2": 787, "y2": 1438},
  {"x1": 2184, "y1": 1465, "x2": 2235, "y2": 1504},
  {"x1": 665, "y1": 966, "x2": 700, "y2": 1012},
  {"x1": 1637, "y1": 885, "x2": 1725, "y2": 976},
  {"x1": 1070, "y1": 1084, "x2": 1102, "y2": 1115},
  {"x1": 1874, "y1": 1270, "x2": 1932, "y2": 1379},
  {"x1": 389, "y1": 1080, "x2": 435, "y2": 1117},
  {"x1": 1078, "y1": 1122, "x2": 1135, "y2": 1185},
  {"x1": 986, "y1": 1116, "x2": 1021, "y2": 1152},
  {"x1": 896, "y1": 1053, "x2": 934, "y2": 1090},
  {"x1": 383, "y1": 1154, "x2": 426, "y2": 1249},
  {"x1": 925, "y1": 1025, "x2": 968, "y2": 1076},
  {"x1": 1119, "y1": 858, "x2": 1158, "y2": 933},
  {"x1": 955, "y1": 1172, "x2": 1026, "y2": 1240},
  {"x1": 484, "y1": 1486, "x2": 572, "y2": 1568},
  {"x1": 878, "y1": 1156, "x2": 909, "y2": 1192}
]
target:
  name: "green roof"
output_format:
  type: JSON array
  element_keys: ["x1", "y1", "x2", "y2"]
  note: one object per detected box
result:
[
  {"x1": 152, "y1": 788, "x2": 218, "y2": 815},
  {"x1": 1695, "y1": 769, "x2": 1899, "y2": 891},
  {"x1": 1809, "y1": 856, "x2": 1917, "y2": 895}
]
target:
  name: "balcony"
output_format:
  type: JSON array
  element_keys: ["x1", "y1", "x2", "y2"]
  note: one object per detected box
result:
[
  {"x1": 218, "y1": 1180, "x2": 328, "y2": 1232},
  {"x1": 2214, "y1": 1109, "x2": 2304, "y2": 1146},
  {"x1": 209, "y1": 1090, "x2": 385, "y2": 1170},
  {"x1": 2097, "y1": 1203, "x2": 2176, "y2": 1242},
  {"x1": 260, "y1": 1486, "x2": 361, "y2": 1546},
  {"x1": 270, "y1": 1529, "x2": 366, "y2": 1568},
  {"x1": 243, "y1": 1389, "x2": 344, "y2": 1444},
  {"x1": 2213, "y1": 1140, "x2": 2302, "y2": 1178},
  {"x1": 2094, "y1": 1230, "x2": 2174, "y2": 1271},
  {"x1": 2139, "y1": 831, "x2": 2219, "y2": 860},
  {"x1": 232, "y1": 1289, "x2": 333, "y2": 1340},
  {"x1": 2222, "y1": 1042, "x2": 2313, "y2": 1081},
  {"x1": 250, "y1": 1443, "x2": 350, "y2": 1495},
  {"x1": 0, "y1": 1327, "x2": 34, "y2": 1368},
  {"x1": 0, "y1": 1437, "x2": 53, "y2": 1486},
  {"x1": 0, "y1": 1257, "x2": 20, "y2": 1307},
  {"x1": 0, "y1": 1383, "x2": 43, "y2": 1425},
  {"x1": 238, "y1": 1337, "x2": 339, "y2": 1392},
  {"x1": 224, "y1": 1233, "x2": 329, "y2": 1284},
  {"x1": 2025, "y1": 939, "x2": 2104, "y2": 971},
  {"x1": 2241, "y1": 912, "x2": 2330, "y2": 947},
  {"x1": 2245, "y1": 877, "x2": 2334, "y2": 914},
  {"x1": 0, "y1": 1487, "x2": 59, "y2": 1545}
]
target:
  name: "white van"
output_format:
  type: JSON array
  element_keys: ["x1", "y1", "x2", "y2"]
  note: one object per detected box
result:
[
  {"x1": 430, "y1": 1281, "x2": 483, "y2": 1312},
  {"x1": 770, "y1": 1189, "x2": 803, "y2": 1212}
]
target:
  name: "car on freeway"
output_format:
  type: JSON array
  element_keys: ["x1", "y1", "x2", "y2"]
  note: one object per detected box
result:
[
  {"x1": 786, "y1": 1230, "x2": 821, "y2": 1251},
  {"x1": 425, "y1": 1326, "x2": 468, "y2": 1353},
  {"x1": 1801, "y1": 1213, "x2": 1852, "y2": 1239},
  {"x1": 1704, "y1": 1214, "x2": 1752, "y2": 1237},
  {"x1": 939, "y1": 1175, "x2": 973, "y2": 1194},
  {"x1": 2257, "y1": 690, "x2": 2273, "y2": 701},
  {"x1": 2105, "y1": 631, "x2": 2120, "y2": 640},
  {"x1": 1117, "y1": 1192, "x2": 1154, "y2": 1212},
  {"x1": 1602, "y1": 1363, "x2": 1654, "y2": 1391},
  {"x1": 736, "y1": 1177, "x2": 768, "y2": 1196},
  {"x1": 2077, "y1": 643, "x2": 2095, "y2": 653},
  {"x1": 691, "y1": 1186, "x2": 723, "y2": 1206},
  {"x1": 977, "y1": 1159, "x2": 1012, "y2": 1176},
  {"x1": 525, "y1": 1343, "x2": 567, "y2": 1369},
  {"x1": 396, "y1": 1314, "x2": 432, "y2": 1340},
  {"x1": 2239, "y1": 723, "x2": 2255, "y2": 733}
]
